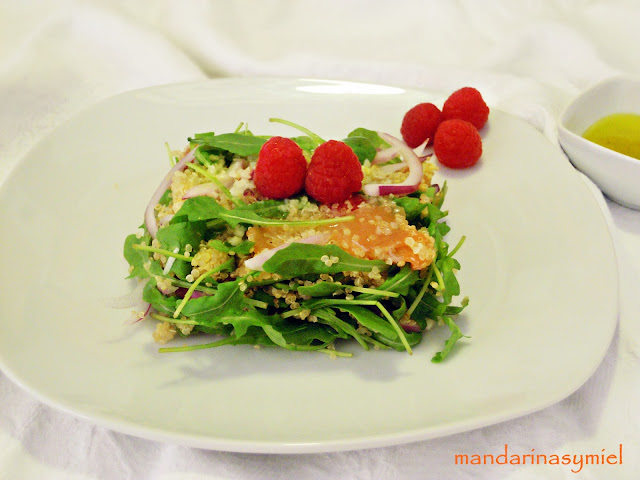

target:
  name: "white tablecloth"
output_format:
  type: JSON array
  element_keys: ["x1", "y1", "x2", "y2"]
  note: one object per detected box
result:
[{"x1": 1, "y1": 1, "x2": 639, "y2": 478}]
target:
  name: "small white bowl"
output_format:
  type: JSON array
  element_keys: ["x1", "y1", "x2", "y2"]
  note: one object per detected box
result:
[{"x1": 558, "y1": 75, "x2": 640, "y2": 210}]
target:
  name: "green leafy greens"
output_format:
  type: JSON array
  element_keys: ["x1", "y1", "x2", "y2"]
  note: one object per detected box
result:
[{"x1": 123, "y1": 123, "x2": 468, "y2": 363}]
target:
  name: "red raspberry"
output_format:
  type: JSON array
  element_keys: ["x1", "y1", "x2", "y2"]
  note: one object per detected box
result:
[
  {"x1": 433, "y1": 119, "x2": 482, "y2": 169},
  {"x1": 254, "y1": 136, "x2": 307, "y2": 199},
  {"x1": 400, "y1": 102, "x2": 442, "y2": 148},
  {"x1": 305, "y1": 140, "x2": 363, "y2": 205},
  {"x1": 442, "y1": 87, "x2": 489, "y2": 130}
]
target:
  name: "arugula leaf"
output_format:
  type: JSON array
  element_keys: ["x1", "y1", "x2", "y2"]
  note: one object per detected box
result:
[
  {"x1": 436, "y1": 256, "x2": 461, "y2": 304},
  {"x1": 342, "y1": 128, "x2": 389, "y2": 164},
  {"x1": 172, "y1": 197, "x2": 336, "y2": 228},
  {"x1": 425, "y1": 202, "x2": 448, "y2": 229},
  {"x1": 156, "y1": 221, "x2": 206, "y2": 278},
  {"x1": 256, "y1": 322, "x2": 288, "y2": 347},
  {"x1": 278, "y1": 322, "x2": 339, "y2": 346},
  {"x1": 391, "y1": 296, "x2": 407, "y2": 321},
  {"x1": 409, "y1": 293, "x2": 467, "y2": 326},
  {"x1": 313, "y1": 308, "x2": 368, "y2": 349},
  {"x1": 433, "y1": 181, "x2": 447, "y2": 208},
  {"x1": 431, "y1": 316, "x2": 466, "y2": 363},
  {"x1": 347, "y1": 128, "x2": 387, "y2": 148},
  {"x1": 177, "y1": 282, "x2": 300, "y2": 347},
  {"x1": 246, "y1": 199, "x2": 289, "y2": 219},
  {"x1": 336, "y1": 304, "x2": 398, "y2": 339},
  {"x1": 188, "y1": 310, "x2": 288, "y2": 347},
  {"x1": 208, "y1": 239, "x2": 254, "y2": 255},
  {"x1": 217, "y1": 207, "x2": 288, "y2": 227},
  {"x1": 158, "y1": 189, "x2": 172, "y2": 206},
  {"x1": 189, "y1": 132, "x2": 267, "y2": 156},
  {"x1": 142, "y1": 279, "x2": 178, "y2": 315},
  {"x1": 188, "y1": 131, "x2": 215, "y2": 143},
  {"x1": 170, "y1": 196, "x2": 225, "y2": 223},
  {"x1": 291, "y1": 135, "x2": 317, "y2": 152},
  {"x1": 358, "y1": 266, "x2": 419, "y2": 300},
  {"x1": 262, "y1": 244, "x2": 389, "y2": 276},
  {"x1": 172, "y1": 196, "x2": 267, "y2": 227},
  {"x1": 195, "y1": 307, "x2": 338, "y2": 350},
  {"x1": 372, "y1": 331, "x2": 422, "y2": 352},
  {"x1": 179, "y1": 280, "x2": 245, "y2": 325},
  {"x1": 169, "y1": 196, "x2": 354, "y2": 232},
  {"x1": 157, "y1": 221, "x2": 206, "y2": 250},
  {"x1": 342, "y1": 136, "x2": 377, "y2": 164},
  {"x1": 394, "y1": 196, "x2": 428, "y2": 222},
  {"x1": 123, "y1": 233, "x2": 151, "y2": 279},
  {"x1": 299, "y1": 297, "x2": 411, "y2": 352}
]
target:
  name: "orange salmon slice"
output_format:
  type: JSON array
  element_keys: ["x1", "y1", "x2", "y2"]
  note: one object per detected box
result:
[{"x1": 248, "y1": 203, "x2": 435, "y2": 270}]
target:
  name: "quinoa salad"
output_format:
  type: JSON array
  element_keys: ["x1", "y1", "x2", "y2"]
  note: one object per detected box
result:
[{"x1": 123, "y1": 118, "x2": 469, "y2": 361}]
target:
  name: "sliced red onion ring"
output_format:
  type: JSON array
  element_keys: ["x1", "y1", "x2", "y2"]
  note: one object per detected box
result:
[
  {"x1": 125, "y1": 303, "x2": 152, "y2": 325},
  {"x1": 400, "y1": 321, "x2": 422, "y2": 333},
  {"x1": 413, "y1": 138, "x2": 431, "y2": 162},
  {"x1": 183, "y1": 182, "x2": 218, "y2": 200},
  {"x1": 174, "y1": 288, "x2": 206, "y2": 299},
  {"x1": 145, "y1": 148, "x2": 197, "y2": 239},
  {"x1": 420, "y1": 152, "x2": 433, "y2": 163},
  {"x1": 372, "y1": 146, "x2": 401, "y2": 164},
  {"x1": 362, "y1": 132, "x2": 424, "y2": 197},
  {"x1": 377, "y1": 184, "x2": 421, "y2": 196},
  {"x1": 373, "y1": 139, "x2": 430, "y2": 166},
  {"x1": 244, "y1": 233, "x2": 331, "y2": 271},
  {"x1": 158, "y1": 214, "x2": 174, "y2": 227},
  {"x1": 378, "y1": 162, "x2": 410, "y2": 175}
]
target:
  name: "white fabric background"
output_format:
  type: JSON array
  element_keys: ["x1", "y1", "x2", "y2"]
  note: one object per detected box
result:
[{"x1": 1, "y1": 1, "x2": 640, "y2": 478}]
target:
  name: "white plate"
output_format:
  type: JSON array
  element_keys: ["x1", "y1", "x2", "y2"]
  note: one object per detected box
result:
[{"x1": 0, "y1": 78, "x2": 617, "y2": 454}]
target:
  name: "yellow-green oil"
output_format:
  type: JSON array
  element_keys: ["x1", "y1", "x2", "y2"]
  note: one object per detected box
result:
[{"x1": 582, "y1": 113, "x2": 640, "y2": 160}]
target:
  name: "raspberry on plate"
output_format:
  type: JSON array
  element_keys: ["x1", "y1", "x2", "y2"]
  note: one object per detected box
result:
[
  {"x1": 254, "y1": 136, "x2": 307, "y2": 199},
  {"x1": 400, "y1": 102, "x2": 443, "y2": 148},
  {"x1": 305, "y1": 140, "x2": 363, "y2": 205},
  {"x1": 433, "y1": 119, "x2": 482, "y2": 169},
  {"x1": 442, "y1": 87, "x2": 489, "y2": 130}
]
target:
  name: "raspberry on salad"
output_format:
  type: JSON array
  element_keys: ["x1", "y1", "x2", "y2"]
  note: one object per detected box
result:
[
  {"x1": 305, "y1": 140, "x2": 363, "y2": 205},
  {"x1": 254, "y1": 136, "x2": 307, "y2": 199},
  {"x1": 400, "y1": 102, "x2": 443, "y2": 148},
  {"x1": 442, "y1": 87, "x2": 489, "y2": 130},
  {"x1": 433, "y1": 119, "x2": 482, "y2": 169}
]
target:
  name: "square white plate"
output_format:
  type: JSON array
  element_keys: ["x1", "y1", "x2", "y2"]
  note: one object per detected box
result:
[{"x1": 0, "y1": 78, "x2": 617, "y2": 453}]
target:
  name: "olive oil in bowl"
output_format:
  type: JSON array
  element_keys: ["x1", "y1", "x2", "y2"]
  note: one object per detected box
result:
[{"x1": 582, "y1": 113, "x2": 640, "y2": 160}]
